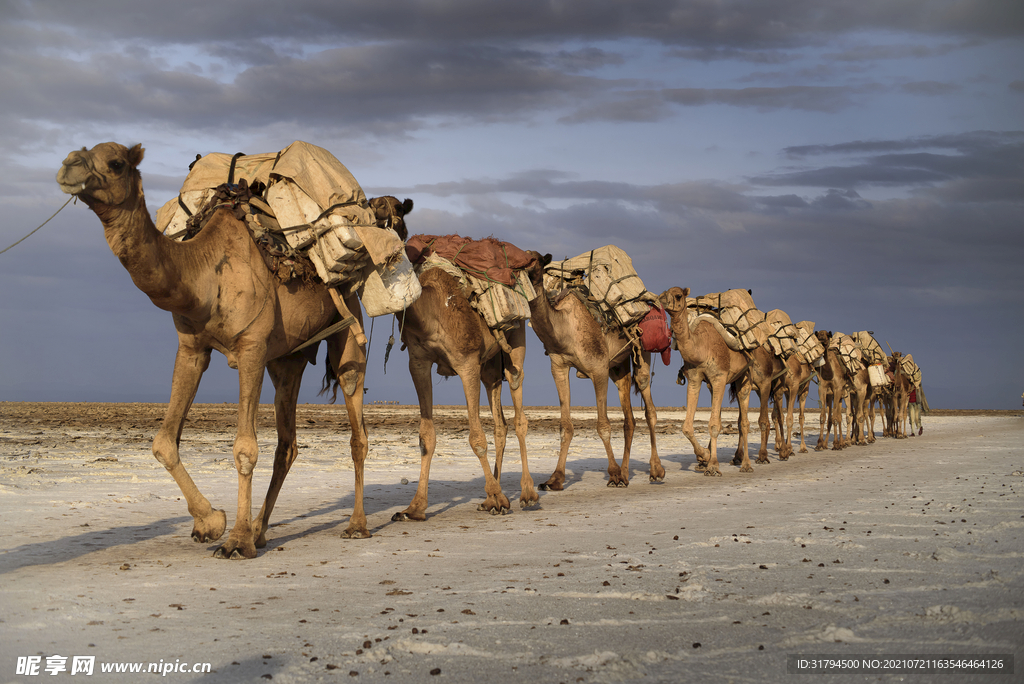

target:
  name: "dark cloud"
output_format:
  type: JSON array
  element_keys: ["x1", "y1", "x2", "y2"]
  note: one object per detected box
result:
[{"x1": 10, "y1": 0, "x2": 1023, "y2": 47}]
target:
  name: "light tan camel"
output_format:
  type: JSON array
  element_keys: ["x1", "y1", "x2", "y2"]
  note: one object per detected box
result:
[
  {"x1": 658, "y1": 287, "x2": 778, "y2": 476},
  {"x1": 771, "y1": 353, "x2": 814, "y2": 458},
  {"x1": 813, "y1": 331, "x2": 872, "y2": 450},
  {"x1": 57, "y1": 142, "x2": 373, "y2": 559},
  {"x1": 525, "y1": 258, "x2": 665, "y2": 489},
  {"x1": 392, "y1": 262, "x2": 539, "y2": 521},
  {"x1": 889, "y1": 351, "x2": 918, "y2": 439}
]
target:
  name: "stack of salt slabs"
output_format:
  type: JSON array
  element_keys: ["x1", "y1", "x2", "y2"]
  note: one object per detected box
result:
[
  {"x1": 794, "y1": 321, "x2": 826, "y2": 366},
  {"x1": 852, "y1": 331, "x2": 890, "y2": 387},
  {"x1": 155, "y1": 140, "x2": 420, "y2": 316},
  {"x1": 543, "y1": 245, "x2": 657, "y2": 327},
  {"x1": 692, "y1": 289, "x2": 770, "y2": 350},
  {"x1": 829, "y1": 333, "x2": 864, "y2": 375},
  {"x1": 764, "y1": 309, "x2": 801, "y2": 358},
  {"x1": 898, "y1": 353, "x2": 922, "y2": 386}
]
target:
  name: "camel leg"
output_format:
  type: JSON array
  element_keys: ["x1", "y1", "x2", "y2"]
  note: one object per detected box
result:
[
  {"x1": 539, "y1": 360, "x2": 573, "y2": 491},
  {"x1": 253, "y1": 354, "x2": 305, "y2": 548},
  {"x1": 639, "y1": 375, "x2": 664, "y2": 482},
  {"x1": 831, "y1": 395, "x2": 845, "y2": 451},
  {"x1": 797, "y1": 388, "x2": 809, "y2": 453},
  {"x1": 734, "y1": 381, "x2": 755, "y2": 472},
  {"x1": 609, "y1": 365, "x2": 633, "y2": 487},
  {"x1": 333, "y1": 323, "x2": 370, "y2": 539},
  {"x1": 502, "y1": 337, "x2": 537, "y2": 509},
  {"x1": 480, "y1": 361, "x2": 513, "y2": 514},
  {"x1": 815, "y1": 385, "x2": 829, "y2": 451},
  {"x1": 459, "y1": 365, "x2": 509, "y2": 515},
  {"x1": 153, "y1": 345, "x2": 227, "y2": 545},
  {"x1": 214, "y1": 346, "x2": 267, "y2": 559},
  {"x1": 681, "y1": 371, "x2": 711, "y2": 471},
  {"x1": 394, "y1": 355, "x2": 436, "y2": 521},
  {"x1": 753, "y1": 389, "x2": 772, "y2": 465},
  {"x1": 703, "y1": 379, "x2": 727, "y2": 477}
]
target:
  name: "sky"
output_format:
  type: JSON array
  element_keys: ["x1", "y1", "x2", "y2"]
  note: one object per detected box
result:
[{"x1": 1, "y1": 0, "x2": 1022, "y2": 412}]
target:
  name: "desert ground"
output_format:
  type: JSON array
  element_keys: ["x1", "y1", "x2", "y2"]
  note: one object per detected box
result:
[{"x1": 1, "y1": 401, "x2": 1021, "y2": 683}]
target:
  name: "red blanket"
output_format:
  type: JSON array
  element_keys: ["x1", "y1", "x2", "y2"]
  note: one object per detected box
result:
[{"x1": 406, "y1": 234, "x2": 534, "y2": 287}]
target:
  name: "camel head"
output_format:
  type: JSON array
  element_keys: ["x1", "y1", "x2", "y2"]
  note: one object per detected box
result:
[
  {"x1": 57, "y1": 142, "x2": 145, "y2": 209},
  {"x1": 814, "y1": 329, "x2": 832, "y2": 345},
  {"x1": 523, "y1": 252, "x2": 553, "y2": 291},
  {"x1": 657, "y1": 287, "x2": 690, "y2": 316},
  {"x1": 368, "y1": 196, "x2": 414, "y2": 242}
]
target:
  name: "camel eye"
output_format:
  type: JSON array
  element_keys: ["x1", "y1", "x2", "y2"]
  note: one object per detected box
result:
[{"x1": 109, "y1": 159, "x2": 125, "y2": 172}]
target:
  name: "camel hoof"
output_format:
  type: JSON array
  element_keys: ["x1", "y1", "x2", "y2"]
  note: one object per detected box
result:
[
  {"x1": 703, "y1": 469, "x2": 722, "y2": 477},
  {"x1": 341, "y1": 528, "x2": 372, "y2": 539},
  {"x1": 740, "y1": 465, "x2": 754, "y2": 473},
  {"x1": 538, "y1": 482, "x2": 563, "y2": 492},
  {"x1": 606, "y1": 480, "x2": 629, "y2": 488},
  {"x1": 392, "y1": 511, "x2": 425, "y2": 522}
]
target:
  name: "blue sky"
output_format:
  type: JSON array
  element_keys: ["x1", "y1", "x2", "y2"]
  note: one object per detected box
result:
[{"x1": 1, "y1": 0, "x2": 1022, "y2": 409}]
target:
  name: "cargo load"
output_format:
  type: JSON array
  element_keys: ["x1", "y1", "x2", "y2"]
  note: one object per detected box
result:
[
  {"x1": 689, "y1": 289, "x2": 770, "y2": 351},
  {"x1": 543, "y1": 246, "x2": 659, "y2": 328},
  {"x1": 405, "y1": 234, "x2": 536, "y2": 331},
  {"x1": 829, "y1": 333, "x2": 864, "y2": 376},
  {"x1": 794, "y1": 321, "x2": 826, "y2": 366},
  {"x1": 155, "y1": 141, "x2": 420, "y2": 316},
  {"x1": 764, "y1": 309, "x2": 801, "y2": 358},
  {"x1": 852, "y1": 331, "x2": 890, "y2": 387},
  {"x1": 898, "y1": 353, "x2": 922, "y2": 386}
]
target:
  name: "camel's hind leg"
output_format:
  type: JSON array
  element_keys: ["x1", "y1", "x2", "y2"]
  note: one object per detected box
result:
[
  {"x1": 539, "y1": 359, "x2": 573, "y2": 491},
  {"x1": 394, "y1": 354, "x2": 437, "y2": 522},
  {"x1": 152, "y1": 345, "x2": 227, "y2": 548},
  {"x1": 495, "y1": 333, "x2": 537, "y2": 509},
  {"x1": 636, "y1": 355, "x2": 664, "y2": 483},
  {"x1": 253, "y1": 353, "x2": 306, "y2": 549}
]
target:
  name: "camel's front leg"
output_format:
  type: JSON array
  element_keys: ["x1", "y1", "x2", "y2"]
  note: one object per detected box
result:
[
  {"x1": 539, "y1": 360, "x2": 573, "y2": 491},
  {"x1": 680, "y1": 371, "x2": 710, "y2": 470},
  {"x1": 212, "y1": 348, "x2": 267, "y2": 559},
  {"x1": 703, "y1": 379, "x2": 728, "y2": 477},
  {"x1": 394, "y1": 357, "x2": 437, "y2": 522},
  {"x1": 607, "y1": 366, "x2": 634, "y2": 487},
  {"x1": 153, "y1": 345, "x2": 227, "y2": 546},
  {"x1": 254, "y1": 354, "x2": 306, "y2": 549},
  {"x1": 753, "y1": 392, "x2": 772, "y2": 465},
  {"x1": 815, "y1": 387, "x2": 829, "y2": 451},
  {"x1": 335, "y1": 326, "x2": 370, "y2": 539},
  {"x1": 639, "y1": 380, "x2": 664, "y2": 482},
  {"x1": 733, "y1": 383, "x2": 754, "y2": 472},
  {"x1": 797, "y1": 390, "x2": 809, "y2": 453}
]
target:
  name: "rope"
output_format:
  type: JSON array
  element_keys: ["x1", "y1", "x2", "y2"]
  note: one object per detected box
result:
[{"x1": 1, "y1": 196, "x2": 74, "y2": 255}]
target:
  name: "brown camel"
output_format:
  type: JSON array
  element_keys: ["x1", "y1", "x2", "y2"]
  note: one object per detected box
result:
[
  {"x1": 525, "y1": 258, "x2": 665, "y2": 489},
  {"x1": 658, "y1": 287, "x2": 778, "y2": 476},
  {"x1": 391, "y1": 260, "x2": 540, "y2": 521},
  {"x1": 889, "y1": 351, "x2": 919, "y2": 439},
  {"x1": 57, "y1": 142, "x2": 374, "y2": 559}
]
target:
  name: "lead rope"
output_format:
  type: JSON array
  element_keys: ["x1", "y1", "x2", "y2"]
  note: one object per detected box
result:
[
  {"x1": 1, "y1": 196, "x2": 74, "y2": 255},
  {"x1": 384, "y1": 306, "x2": 407, "y2": 374}
]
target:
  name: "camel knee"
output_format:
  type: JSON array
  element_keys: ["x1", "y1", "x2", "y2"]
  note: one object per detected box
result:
[
  {"x1": 234, "y1": 439, "x2": 258, "y2": 476},
  {"x1": 152, "y1": 434, "x2": 181, "y2": 471}
]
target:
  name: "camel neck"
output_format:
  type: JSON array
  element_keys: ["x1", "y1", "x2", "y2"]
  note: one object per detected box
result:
[{"x1": 94, "y1": 194, "x2": 191, "y2": 313}]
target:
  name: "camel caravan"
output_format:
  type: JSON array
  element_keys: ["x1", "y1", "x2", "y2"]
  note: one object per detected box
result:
[{"x1": 56, "y1": 141, "x2": 926, "y2": 559}]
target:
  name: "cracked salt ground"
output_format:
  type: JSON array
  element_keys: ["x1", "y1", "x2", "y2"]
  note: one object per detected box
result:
[{"x1": 0, "y1": 403, "x2": 1021, "y2": 682}]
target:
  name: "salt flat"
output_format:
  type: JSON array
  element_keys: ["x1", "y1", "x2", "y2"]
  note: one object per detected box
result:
[{"x1": 0, "y1": 403, "x2": 1021, "y2": 683}]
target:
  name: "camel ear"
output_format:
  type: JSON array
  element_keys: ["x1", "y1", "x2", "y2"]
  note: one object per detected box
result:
[
  {"x1": 127, "y1": 144, "x2": 145, "y2": 168},
  {"x1": 541, "y1": 253, "x2": 552, "y2": 267},
  {"x1": 402, "y1": 198, "x2": 414, "y2": 214},
  {"x1": 681, "y1": 287, "x2": 690, "y2": 298}
]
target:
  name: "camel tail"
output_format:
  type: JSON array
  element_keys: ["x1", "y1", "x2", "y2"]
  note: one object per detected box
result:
[{"x1": 319, "y1": 362, "x2": 341, "y2": 405}]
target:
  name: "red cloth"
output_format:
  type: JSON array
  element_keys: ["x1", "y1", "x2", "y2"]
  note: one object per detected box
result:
[
  {"x1": 406, "y1": 234, "x2": 534, "y2": 287},
  {"x1": 909, "y1": 389, "x2": 917, "y2": 403},
  {"x1": 638, "y1": 304, "x2": 673, "y2": 365}
]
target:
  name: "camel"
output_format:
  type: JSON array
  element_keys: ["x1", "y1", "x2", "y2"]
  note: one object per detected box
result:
[
  {"x1": 657, "y1": 287, "x2": 777, "y2": 476},
  {"x1": 391, "y1": 259, "x2": 540, "y2": 521},
  {"x1": 813, "y1": 331, "x2": 872, "y2": 450},
  {"x1": 889, "y1": 351, "x2": 919, "y2": 439},
  {"x1": 525, "y1": 258, "x2": 665, "y2": 489},
  {"x1": 57, "y1": 142, "x2": 377, "y2": 559}
]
